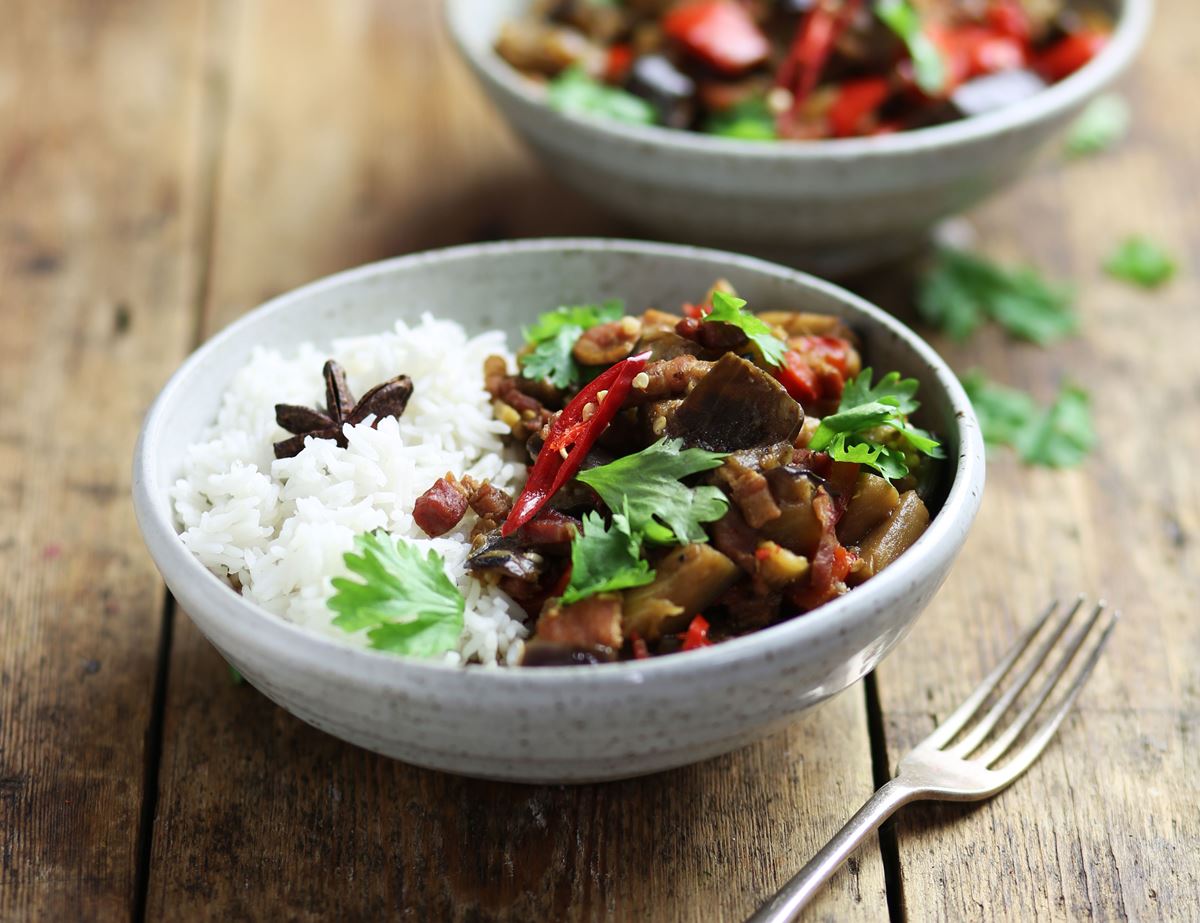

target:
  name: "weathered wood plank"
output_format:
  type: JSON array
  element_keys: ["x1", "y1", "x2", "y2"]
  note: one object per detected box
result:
[
  {"x1": 860, "y1": 1, "x2": 1200, "y2": 918},
  {"x1": 144, "y1": 1, "x2": 887, "y2": 919},
  {"x1": 0, "y1": 0, "x2": 211, "y2": 918}
]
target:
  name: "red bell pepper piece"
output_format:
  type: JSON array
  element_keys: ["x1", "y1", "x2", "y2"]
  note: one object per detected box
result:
[
  {"x1": 928, "y1": 24, "x2": 1027, "y2": 89},
  {"x1": 502, "y1": 351, "x2": 651, "y2": 536},
  {"x1": 828, "y1": 77, "x2": 891, "y2": 138},
  {"x1": 680, "y1": 614, "x2": 712, "y2": 651},
  {"x1": 776, "y1": 336, "x2": 851, "y2": 405},
  {"x1": 1033, "y1": 29, "x2": 1108, "y2": 82},
  {"x1": 662, "y1": 0, "x2": 770, "y2": 76},
  {"x1": 986, "y1": 0, "x2": 1032, "y2": 44},
  {"x1": 606, "y1": 43, "x2": 635, "y2": 83}
]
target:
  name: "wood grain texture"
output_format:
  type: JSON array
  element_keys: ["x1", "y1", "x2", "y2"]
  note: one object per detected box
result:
[
  {"x1": 855, "y1": 2, "x2": 1200, "y2": 919},
  {"x1": 144, "y1": 1, "x2": 885, "y2": 920},
  {"x1": 0, "y1": 0, "x2": 209, "y2": 918}
]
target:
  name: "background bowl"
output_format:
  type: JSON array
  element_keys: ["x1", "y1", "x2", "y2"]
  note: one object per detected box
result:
[
  {"x1": 446, "y1": 0, "x2": 1152, "y2": 275},
  {"x1": 133, "y1": 239, "x2": 984, "y2": 783}
]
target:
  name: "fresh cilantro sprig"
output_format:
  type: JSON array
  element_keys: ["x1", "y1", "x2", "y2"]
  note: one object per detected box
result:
[
  {"x1": 876, "y1": 0, "x2": 946, "y2": 95},
  {"x1": 547, "y1": 67, "x2": 656, "y2": 126},
  {"x1": 1065, "y1": 94, "x2": 1130, "y2": 157},
  {"x1": 961, "y1": 371, "x2": 1095, "y2": 468},
  {"x1": 1104, "y1": 236, "x2": 1176, "y2": 289},
  {"x1": 562, "y1": 505, "x2": 656, "y2": 605},
  {"x1": 704, "y1": 291, "x2": 787, "y2": 367},
  {"x1": 705, "y1": 97, "x2": 777, "y2": 140},
  {"x1": 809, "y1": 369, "x2": 943, "y2": 480},
  {"x1": 577, "y1": 437, "x2": 729, "y2": 545},
  {"x1": 327, "y1": 531, "x2": 464, "y2": 656},
  {"x1": 521, "y1": 300, "x2": 624, "y2": 388},
  {"x1": 918, "y1": 248, "x2": 1077, "y2": 345}
]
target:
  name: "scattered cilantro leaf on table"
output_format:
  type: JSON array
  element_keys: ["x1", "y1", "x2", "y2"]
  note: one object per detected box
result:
[
  {"x1": 918, "y1": 248, "x2": 1077, "y2": 344},
  {"x1": 547, "y1": 67, "x2": 656, "y2": 126},
  {"x1": 1065, "y1": 94, "x2": 1130, "y2": 157},
  {"x1": 876, "y1": 0, "x2": 946, "y2": 95},
  {"x1": 1104, "y1": 235, "x2": 1176, "y2": 288},
  {"x1": 562, "y1": 506, "x2": 656, "y2": 605},
  {"x1": 328, "y1": 531, "x2": 464, "y2": 656},
  {"x1": 809, "y1": 368, "x2": 943, "y2": 480},
  {"x1": 704, "y1": 291, "x2": 787, "y2": 367},
  {"x1": 577, "y1": 437, "x2": 728, "y2": 546},
  {"x1": 961, "y1": 371, "x2": 1095, "y2": 468},
  {"x1": 521, "y1": 300, "x2": 624, "y2": 388}
]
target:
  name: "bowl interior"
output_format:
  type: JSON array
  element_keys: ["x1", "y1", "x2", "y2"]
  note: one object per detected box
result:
[{"x1": 138, "y1": 239, "x2": 983, "y2": 684}]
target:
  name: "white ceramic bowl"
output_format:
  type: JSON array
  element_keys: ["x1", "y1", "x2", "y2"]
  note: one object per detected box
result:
[
  {"x1": 133, "y1": 239, "x2": 984, "y2": 783},
  {"x1": 446, "y1": 0, "x2": 1152, "y2": 274}
]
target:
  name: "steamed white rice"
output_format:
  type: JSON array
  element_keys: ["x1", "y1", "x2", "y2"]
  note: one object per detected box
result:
[{"x1": 172, "y1": 314, "x2": 529, "y2": 666}]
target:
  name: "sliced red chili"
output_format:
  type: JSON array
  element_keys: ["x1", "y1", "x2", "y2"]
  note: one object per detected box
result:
[
  {"x1": 605, "y1": 43, "x2": 634, "y2": 83},
  {"x1": 681, "y1": 614, "x2": 713, "y2": 651},
  {"x1": 502, "y1": 352, "x2": 651, "y2": 536},
  {"x1": 776, "y1": 0, "x2": 862, "y2": 105},
  {"x1": 662, "y1": 0, "x2": 770, "y2": 76}
]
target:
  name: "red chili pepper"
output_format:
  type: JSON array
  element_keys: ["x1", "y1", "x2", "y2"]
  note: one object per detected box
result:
[
  {"x1": 776, "y1": 0, "x2": 862, "y2": 104},
  {"x1": 662, "y1": 0, "x2": 771, "y2": 76},
  {"x1": 927, "y1": 24, "x2": 1026, "y2": 88},
  {"x1": 681, "y1": 614, "x2": 712, "y2": 651},
  {"x1": 502, "y1": 352, "x2": 651, "y2": 536},
  {"x1": 1033, "y1": 29, "x2": 1108, "y2": 82},
  {"x1": 986, "y1": 0, "x2": 1032, "y2": 44},
  {"x1": 828, "y1": 77, "x2": 891, "y2": 138},
  {"x1": 605, "y1": 43, "x2": 634, "y2": 83}
]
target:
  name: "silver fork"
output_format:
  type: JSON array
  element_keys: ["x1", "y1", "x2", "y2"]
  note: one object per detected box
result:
[{"x1": 748, "y1": 596, "x2": 1119, "y2": 923}]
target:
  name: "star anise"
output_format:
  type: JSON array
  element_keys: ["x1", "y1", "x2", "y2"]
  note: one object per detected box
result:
[{"x1": 273, "y1": 360, "x2": 413, "y2": 459}]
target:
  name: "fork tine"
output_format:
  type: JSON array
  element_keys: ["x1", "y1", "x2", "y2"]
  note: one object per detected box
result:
[
  {"x1": 976, "y1": 601, "x2": 1107, "y2": 766},
  {"x1": 990, "y1": 609, "x2": 1119, "y2": 782},
  {"x1": 921, "y1": 598, "x2": 1061, "y2": 751},
  {"x1": 944, "y1": 596, "x2": 1084, "y2": 757}
]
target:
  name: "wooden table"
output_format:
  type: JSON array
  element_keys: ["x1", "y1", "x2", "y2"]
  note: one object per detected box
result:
[{"x1": 3, "y1": 1, "x2": 1197, "y2": 919}]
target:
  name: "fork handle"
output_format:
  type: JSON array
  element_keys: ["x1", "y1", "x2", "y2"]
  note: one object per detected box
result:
[{"x1": 746, "y1": 780, "x2": 918, "y2": 923}]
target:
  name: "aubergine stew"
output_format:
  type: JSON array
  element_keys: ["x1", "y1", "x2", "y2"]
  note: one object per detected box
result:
[
  {"x1": 413, "y1": 285, "x2": 945, "y2": 666},
  {"x1": 496, "y1": 0, "x2": 1114, "y2": 140}
]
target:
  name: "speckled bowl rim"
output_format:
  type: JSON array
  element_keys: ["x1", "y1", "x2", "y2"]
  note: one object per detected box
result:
[
  {"x1": 445, "y1": 0, "x2": 1152, "y2": 160},
  {"x1": 133, "y1": 238, "x2": 984, "y2": 686}
]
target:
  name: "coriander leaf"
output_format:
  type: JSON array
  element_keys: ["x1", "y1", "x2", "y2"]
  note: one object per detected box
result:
[
  {"x1": 547, "y1": 67, "x2": 657, "y2": 126},
  {"x1": 809, "y1": 401, "x2": 901, "y2": 450},
  {"x1": 1065, "y1": 94, "x2": 1130, "y2": 157},
  {"x1": 521, "y1": 300, "x2": 624, "y2": 388},
  {"x1": 705, "y1": 291, "x2": 786, "y2": 367},
  {"x1": 561, "y1": 506, "x2": 656, "y2": 605},
  {"x1": 576, "y1": 437, "x2": 728, "y2": 546},
  {"x1": 919, "y1": 248, "x2": 1076, "y2": 345},
  {"x1": 1104, "y1": 235, "x2": 1176, "y2": 289},
  {"x1": 961, "y1": 370, "x2": 1040, "y2": 448},
  {"x1": 328, "y1": 531, "x2": 464, "y2": 657},
  {"x1": 876, "y1": 0, "x2": 946, "y2": 95},
  {"x1": 1017, "y1": 385, "x2": 1095, "y2": 468},
  {"x1": 839, "y1": 367, "x2": 921, "y2": 416},
  {"x1": 705, "y1": 97, "x2": 777, "y2": 140}
]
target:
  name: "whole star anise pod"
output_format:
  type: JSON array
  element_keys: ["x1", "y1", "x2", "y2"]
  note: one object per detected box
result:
[{"x1": 273, "y1": 360, "x2": 413, "y2": 459}]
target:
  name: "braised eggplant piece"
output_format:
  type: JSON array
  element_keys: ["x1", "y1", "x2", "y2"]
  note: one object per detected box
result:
[
  {"x1": 623, "y1": 543, "x2": 741, "y2": 641},
  {"x1": 667, "y1": 354, "x2": 803, "y2": 452}
]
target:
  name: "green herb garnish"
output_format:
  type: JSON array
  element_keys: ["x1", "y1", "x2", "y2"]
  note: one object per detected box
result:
[
  {"x1": 704, "y1": 291, "x2": 787, "y2": 367},
  {"x1": 1104, "y1": 235, "x2": 1176, "y2": 289},
  {"x1": 705, "y1": 97, "x2": 777, "y2": 140},
  {"x1": 876, "y1": 0, "x2": 946, "y2": 95},
  {"x1": 547, "y1": 67, "x2": 656, "y2": 126},
  {"x1": 562, "y1": 506, "x2": 656, "y2": 605},
  {"x1": 521, "y1": 300, "x2": 625, "y2": 388},
  {"x1": 809, "y1": 369, "x2": 943, "y2": 480},
  {"x1": 1065, "y1": 94, "x2": 1130, "y2": 157},
  {"x1": 918, "y1": 248, "x2": 1077, "y2": 344},
  {"x1": 327, "y1": 531, "x2": 464, "y2": 656},
  {"x1": 961, "y1": 371, "x2": 1095, "y2": 468},
  {"x1": 576, "y1": 437, "x2": 728, "y2": 546}
]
